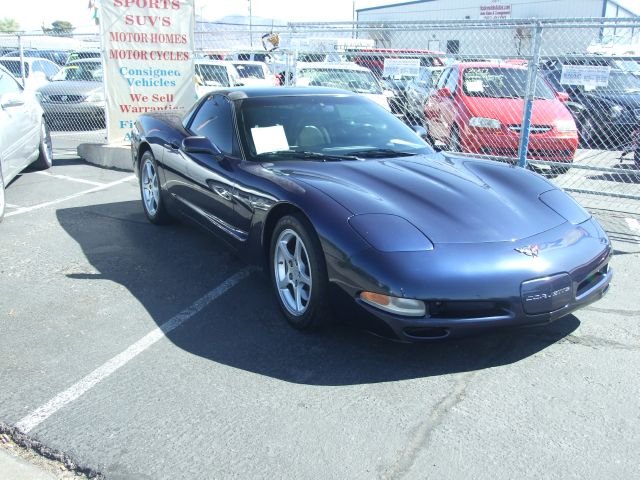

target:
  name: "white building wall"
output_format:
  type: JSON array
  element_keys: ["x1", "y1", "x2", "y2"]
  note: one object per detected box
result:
[
  {"x1": 356, "y1": 0, "x2": 636, "y2": 56},
  {"x1": 356, "y1": 0, "x2": 604, "y2": 23}
]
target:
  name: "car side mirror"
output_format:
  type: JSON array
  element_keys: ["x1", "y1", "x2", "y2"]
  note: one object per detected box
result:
[
  {"x1": 182, "y1": 136, "x2": 222, "y2": 156},
  {"x1": 437, "y1": 87, "x2": 452, "y2": 98},
  {"x1": 411, "y1": 125, "x2": 429, "y2": 141}
]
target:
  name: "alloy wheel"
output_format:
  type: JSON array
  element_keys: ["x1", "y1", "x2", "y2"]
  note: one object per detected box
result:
[
  {"x1": 141, "y1": 159, "x2": 159, "y2": 217},
  {"x1": 273, "y1": 228, "x2": 313, "y2": 316}
]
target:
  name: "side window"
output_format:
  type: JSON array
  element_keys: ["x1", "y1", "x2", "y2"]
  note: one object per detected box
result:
[
  {"x1": 43, "y1": 61, "x2": 60, "y2": 78},
  {"x1": 0, "y1": 69, "x2": 22, "y2": 95},
  {"x1": 32, "y1": 61, "x2": 45, "y2": 74},
  {"x1": 189, "y1": 94, "x2": 236, "y2": 155},
  {"x1": 445, "y1": 67, "x2": 458, "y2": 93}
]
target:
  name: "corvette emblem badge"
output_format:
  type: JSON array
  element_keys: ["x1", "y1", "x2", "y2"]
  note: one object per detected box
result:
[{"x1": 515, "y1": 244, "x2": 540, "y2": 257}]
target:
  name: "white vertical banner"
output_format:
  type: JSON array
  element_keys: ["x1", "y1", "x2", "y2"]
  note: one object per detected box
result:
[{"x1": 99, "y1": 0, "x2": 195, "y2": 143}]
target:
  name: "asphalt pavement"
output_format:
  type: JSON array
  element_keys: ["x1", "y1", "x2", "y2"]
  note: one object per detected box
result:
[{"x1": 0, "y1": 154, "x2": 639, "y2": 479}]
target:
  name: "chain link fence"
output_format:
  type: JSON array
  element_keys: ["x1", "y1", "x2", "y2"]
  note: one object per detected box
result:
[{"x1": 1, "y1": 18, "x2": 639, "y2": 214}]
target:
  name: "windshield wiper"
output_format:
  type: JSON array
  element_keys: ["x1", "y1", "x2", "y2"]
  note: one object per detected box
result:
[
  {"x1": 256, "y1": 150, "x2": 359, "y2": 161},
  {"x1": 346, "y1": 148, "x2": 419, "y2": 158}
]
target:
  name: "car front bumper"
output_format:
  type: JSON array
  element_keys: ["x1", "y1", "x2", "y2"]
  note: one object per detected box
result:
[
  {"x1": 331, "y1": 218, "x2": 612, "y2": 341},
  {"x1": 461, "y1": 127, "x2": 578, "y2": 162}
]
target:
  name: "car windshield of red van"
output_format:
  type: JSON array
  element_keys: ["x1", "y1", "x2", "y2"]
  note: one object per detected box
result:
[{"x1": 462, "y1": 67, "x2": 554, "y2": 99}]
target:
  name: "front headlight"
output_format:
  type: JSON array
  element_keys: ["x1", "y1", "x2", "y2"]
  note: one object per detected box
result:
[
  {"x1": 360, "y1": 292, "x2": 426, "y2": 317},
  {"x1": 555, "y1": 119, "x2": 577, "y2": 132},
  {"x1": 85, "y1": 91, "x2": 105, "y2": 102},
  {"x1": 469, "y1": 117, "x2": 501, "y2": 129},
  {"x1": 610, "y1": 105, "x2": 625, "y2": 118}
]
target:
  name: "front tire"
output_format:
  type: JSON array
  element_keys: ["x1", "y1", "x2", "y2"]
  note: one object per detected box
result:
[
  {"x1": 32, "y1": 118, "x2": 53, "y2": 170},
  {"x1": 270, "y1": 214, "x2": 329, "y2": 330},
  {"x1": 139, "y1": 151, "x2": 171, "y2": 224}
]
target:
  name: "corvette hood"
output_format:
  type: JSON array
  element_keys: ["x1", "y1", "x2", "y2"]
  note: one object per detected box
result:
[{"x1": 268, "y1": 153, "x2": 567, "y2": 244}]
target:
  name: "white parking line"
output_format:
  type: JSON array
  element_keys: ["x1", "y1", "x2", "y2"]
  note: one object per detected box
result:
[
  {"x1": 5, "y1": 203, "x2": 21, "y2": 208},
  {"x1": 6, "y1": 175, "x2": 135, "y2": 217},
  {"x1": 15, "y1": 267, "x2": 254, "y2": 434},
  {"x1": 35, "y1": 171, "x2": 106, "y2": 187},
  {"x1": 626, "y1": 218, "x2": 640, "y2": 234}
]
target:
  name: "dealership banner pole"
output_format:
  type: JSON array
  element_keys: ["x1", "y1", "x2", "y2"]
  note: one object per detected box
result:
[{"x1": 517, "y1": 22, "x2": 543, "y2": 168}]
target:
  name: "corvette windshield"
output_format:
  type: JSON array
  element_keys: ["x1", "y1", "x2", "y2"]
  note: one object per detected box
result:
[{"x1": 237, "y1": 95, "x2": 434, "y2": 161}]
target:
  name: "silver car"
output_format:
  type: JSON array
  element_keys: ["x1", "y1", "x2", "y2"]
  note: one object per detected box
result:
[
  {"x1": 0, "y1": 64, "x2": 52, "y2": 222},
  {"x1": 36, "y1": 59, "x2": 105, "y2": 130}
]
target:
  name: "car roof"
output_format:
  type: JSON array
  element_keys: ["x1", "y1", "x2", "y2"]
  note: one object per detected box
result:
[
  {"x1": 231, "y1": 60, "x2": 268, "y2": 66},
  {"x1": 455, "y1": 61, "x2": 526, "y2": 70},
  {"x1": 195, "y1": 59, "x2": 234, "y2": 67},
  {"x1": 297, "y1": 62, "x2": 369, "y2": 71},
  {"x1": 211, "y1": 86, "x2": 359, "y2": 100},
  {"x1": 64, "y1": 58, "x2": 102, "y2": 65},
  {"x1": 0, "y1": 56, "x2": 54, "y2": 63}
]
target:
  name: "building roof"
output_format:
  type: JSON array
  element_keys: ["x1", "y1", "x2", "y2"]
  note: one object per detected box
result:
[{"x1": 356, "y1": 0, "x2": 638, "y2": 16}]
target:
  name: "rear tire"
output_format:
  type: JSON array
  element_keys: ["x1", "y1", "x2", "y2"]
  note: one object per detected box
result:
[
  {"x1": 270, "y1": 213, "x2": 329, "y2": 330},
  {"x1": 32, "y1": 118, "x2": 53, "y2": 170},
  {"x1": 139, "y1": 150, "x2": 171, "y2": 224}
]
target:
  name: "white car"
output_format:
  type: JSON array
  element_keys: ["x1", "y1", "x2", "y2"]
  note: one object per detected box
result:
[
  {"x1": 194, "y1": 60, "x2": 241, "y2": 98},
  {"x1": 295, "y1": 62, "x2": 391, "y2": 111},
  {"x1": 0, "y1": 64, "x2": 52, "y2": 222},
  {"x1": 231, "y1": 61, "x2": 276, "y2": 86},
  {"x1": 0, "y1": 56, "x2": 60, "y2": 91}
]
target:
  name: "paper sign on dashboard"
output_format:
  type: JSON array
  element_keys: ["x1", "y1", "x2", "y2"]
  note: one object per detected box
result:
[{"x1": 251, "y1": 125, "x2": 289, "y2": 154}]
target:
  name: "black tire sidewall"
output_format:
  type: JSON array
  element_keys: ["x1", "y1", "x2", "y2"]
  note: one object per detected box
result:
[
  {"x1": 34, "y1": 118, "x2": 52, "y2": 170},
  {"x1": 269, "y1": 213, "x2": 328, "y2": 330}
]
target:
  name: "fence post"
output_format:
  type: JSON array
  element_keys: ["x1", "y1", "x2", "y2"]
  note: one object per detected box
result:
[
  {"x1": 17, "y1": 33, "x2": 26, "y2": 87},
  {"x1": 517, "y1": 21, "x2": 543, "y2": 168}
]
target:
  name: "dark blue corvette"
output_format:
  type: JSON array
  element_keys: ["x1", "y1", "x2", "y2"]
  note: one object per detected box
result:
[{"x1": 131, "y1": 87, "x2": 612, "y2": 341}]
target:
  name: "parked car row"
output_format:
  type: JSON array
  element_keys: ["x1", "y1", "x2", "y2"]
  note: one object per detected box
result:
[{"x1": 383, "y1": 57, "x2": 640, "y2": 173}]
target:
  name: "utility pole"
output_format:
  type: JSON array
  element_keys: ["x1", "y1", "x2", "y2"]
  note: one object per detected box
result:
[{"x1": 248, "y1": 0, "x2": 253, "y2": 47}]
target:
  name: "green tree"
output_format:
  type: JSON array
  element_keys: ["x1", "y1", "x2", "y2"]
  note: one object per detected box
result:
[
  {"x1": 0, "y1": 17, "x2": 20, "y2": 33},
  {"x1": 42, "y1": 20, "x2": 75, "y2": 37}
]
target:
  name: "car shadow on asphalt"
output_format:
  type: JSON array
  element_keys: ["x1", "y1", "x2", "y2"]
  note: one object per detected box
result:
[{"x1": 56, "y1": 200, "x2": 580, "y2": 387}]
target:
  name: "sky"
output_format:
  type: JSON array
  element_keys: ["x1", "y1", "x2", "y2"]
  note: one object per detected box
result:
[
  {"x1": 3, "y1": 0, "x2": 639, "y2": 34},
  {"x1": 2, "y1": 0, "x2": 393, "y2": 34}
]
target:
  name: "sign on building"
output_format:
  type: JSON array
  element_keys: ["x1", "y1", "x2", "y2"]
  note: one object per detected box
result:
[
  {"x1": 560, "y1": 65, "x2": 611, "y2": 88},
  {"x1": 479, "y1": 4, "x2": 512, "y2": 20},
  {"x1": 100, "y1": 0, "x2": 195, "y2": 143}
]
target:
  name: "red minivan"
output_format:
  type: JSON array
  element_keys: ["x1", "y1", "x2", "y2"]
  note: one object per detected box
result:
[{"x1": 425, "y1": 62, "x2": 578, "y2": 173}]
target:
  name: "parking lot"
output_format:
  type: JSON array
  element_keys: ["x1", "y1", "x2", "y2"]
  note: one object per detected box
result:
[{"x1": 1, "y1": 141, "x2": 639, "y2": 479}]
